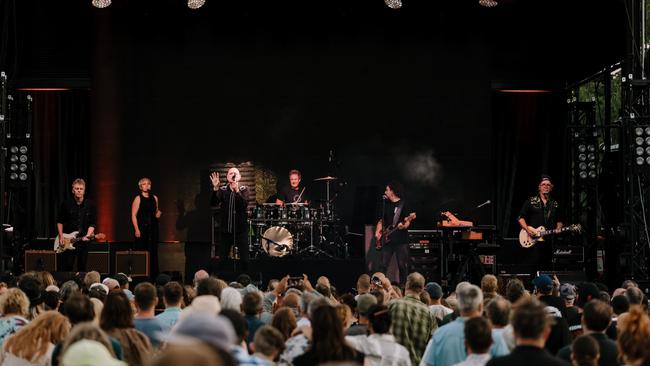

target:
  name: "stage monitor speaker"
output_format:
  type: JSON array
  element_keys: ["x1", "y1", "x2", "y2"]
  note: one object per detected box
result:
[
  {"x1": 115, "y1": 251, "x2": 149, "y2": 277},
  {"x1": 25, "y1": 250, "x2": 56, "y2": 272},
  {"x1": 87, "y1": 251, "x2": 110, "y2": 274}
]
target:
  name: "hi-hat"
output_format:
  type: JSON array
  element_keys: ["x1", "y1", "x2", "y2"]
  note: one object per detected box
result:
[{"x1": 314, "y1": 176, "x2": 338, "y2": 181}]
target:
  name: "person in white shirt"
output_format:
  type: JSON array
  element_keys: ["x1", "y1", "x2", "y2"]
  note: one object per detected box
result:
[
  {"x1": 453, "y1": 316, "x2": 492, "y2": 366},
  {"x1": 346, "y1": 304, "x2": 411, "y2": 366}
]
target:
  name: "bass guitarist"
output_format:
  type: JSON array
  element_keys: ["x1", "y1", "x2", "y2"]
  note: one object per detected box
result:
[
  {"x1": 375, "y1": 181, "x2": 415, "y2": 285},
  {"x1": 517, "y1": 175, "x2": 563, "y2": 269},
  {"x1": 56, "y1": 178, "x2": 97, "y2": 272}
]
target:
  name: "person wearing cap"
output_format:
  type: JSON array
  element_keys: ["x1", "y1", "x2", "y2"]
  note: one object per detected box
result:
[
  {"x1": 517, "y1": 175, "x2": 563, "y2": 268},
  {"x1": 560, "y1": 283, "x2": 581, "y2": 334},
  {"x1": 347, "y1": 293, "x2": 377, "y2": 336},
  {"x1": 426, "y1": 282, "x2": 453, "y2": 323},
  {"x1": 532, "y1": 275, "x2": 567, "y2": 318},
  {"x1": 531, "y1": 275, "x2": 571, "y2": 355}
]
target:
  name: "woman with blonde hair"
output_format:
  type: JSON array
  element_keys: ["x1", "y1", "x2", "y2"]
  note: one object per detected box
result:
[
  {"x1": 0, "y1": 288, "x2": 30, "y2": 346},
  {"x1": 617, "y1": 305, "x2": 650, "y2": 366},
  {"x1": 1, "y1": 310, "x2": 70, "y2": 366}
]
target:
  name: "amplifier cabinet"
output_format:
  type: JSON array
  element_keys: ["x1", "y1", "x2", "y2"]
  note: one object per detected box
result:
[{"x1": 115, "y1": 251, "x2": 149, "y2": 277}]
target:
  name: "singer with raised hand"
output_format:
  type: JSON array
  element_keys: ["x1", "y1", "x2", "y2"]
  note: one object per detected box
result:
[
  {"x1": 517, "y1": 175, "x2": 563, "y2": 268},
  {"x1": 374, "y1": 181, "x2": 416, "y2": 285},
  {"x1": 210, "y1": 167, "x2": 250, "y2": 271}
]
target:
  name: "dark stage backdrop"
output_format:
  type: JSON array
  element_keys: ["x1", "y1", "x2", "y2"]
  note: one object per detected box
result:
[{"x1": 2, "y1": 1, "x2": 626, "y2": 243}]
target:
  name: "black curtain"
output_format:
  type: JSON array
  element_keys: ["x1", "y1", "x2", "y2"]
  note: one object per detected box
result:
[
  {"x1": 31, "y1": 90, "x2": 91, "y2": 238},
  {"x1": 493, "y1": 91, "x2": 567, "y2": 238}
]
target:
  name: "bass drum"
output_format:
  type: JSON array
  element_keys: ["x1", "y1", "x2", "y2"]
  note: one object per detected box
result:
[{"x1": 261, "y1": 226, "x2": 294, "y2": 257}]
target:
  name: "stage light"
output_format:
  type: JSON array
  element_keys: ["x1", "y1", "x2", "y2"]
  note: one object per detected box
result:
[
  {"x1": 630, "y1": 125, "x2": 650, "y2": 169},
  {"x1": 19, "y1": 164, "x2": 26, "y2": 172},
  {"x1": 9, "y1": 164, "x2": 17, "y2": 171},
  {"x1": 188, "y1": 0, "x2": 205, "y2": 9},
  {"x1": 18, "y1": 173, "x2": 27, "y2": 181},
  {"x1": 575, "y1": 137, "x2": 598, "y2": 180},
  {"x1": 19, "y1": 146, "x2": 27, "y2": 154},
  {"x1": 384, "y1": 0, "x2": 402, "y2": 9},
  {"x1": 9, "y1": 146, "x2": 17, "y2": 154},
  {"x1": 479, "y1": 0, "x2": 498, "y2": 7},
  {"x1": 92, "y1": 0, "x2": 111, "y2": 8}
]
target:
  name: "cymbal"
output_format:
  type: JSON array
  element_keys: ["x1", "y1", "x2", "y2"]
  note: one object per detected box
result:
[{"x1": 314, "y1": 176, "x2": 338, "y2": 181}]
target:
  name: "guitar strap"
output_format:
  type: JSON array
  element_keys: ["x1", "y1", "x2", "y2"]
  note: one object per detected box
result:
[{"x1": 392, "y1": 201, "x2": 404, "y2": 227}]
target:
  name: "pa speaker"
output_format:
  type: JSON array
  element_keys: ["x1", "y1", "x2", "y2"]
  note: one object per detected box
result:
[{"x1": 115, "y1": 251, "x2": 149, "y2": 277}]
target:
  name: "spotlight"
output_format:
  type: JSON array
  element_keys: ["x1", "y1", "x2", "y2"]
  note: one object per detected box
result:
[
  {"x1": 9, "y1": 164, "x2": 17, "y2": 171},
  {"x1": 91, "y1": 0, "x2": 111, "y2": 8},
  {"x1": 187, "y1": 0, "x2": 205, "y2": 9},
  {"x1": 9, "y1": 146, "x2": 17, "y2": 154},
  {"x1": 578, "y1": 145, "x2": 586, "y2": 153},
  {"x1": 18, "y1": 173, "x2": 27, "y2": 181},
  {"x1": 9, "y1": 173, "x2": 17, "y2": 180},
  {"x1": 384, "y1": 0, "x2": 402, "y2": 9},
  {"x1": 479, "y1": 0, "x2": 498, "y2": 7},
  {"x1": 19, "y1": 146, "x2": 27, "y2": 154},
  {"x1": 630, "y1": 125, "x2": 650, "y2": 169}
]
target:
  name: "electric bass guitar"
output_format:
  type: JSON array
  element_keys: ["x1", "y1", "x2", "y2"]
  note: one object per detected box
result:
[
  {"x1": 518, "y1": 224, "x2": 582, "y2": 248},
  {"x1": 54, "y1": 232, "x2": 106, "y2": 253},
  {"x1": 375, "y1": 213, "x2": 416, "y2": 250}
]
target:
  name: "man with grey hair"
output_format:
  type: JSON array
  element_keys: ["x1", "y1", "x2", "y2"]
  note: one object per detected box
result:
[
  {"x1": 388, "y1": 272, "x2": 437, "y2": 365},
  {"x1": 421, "y1": 284, "x2": 509, "y2": 366}
]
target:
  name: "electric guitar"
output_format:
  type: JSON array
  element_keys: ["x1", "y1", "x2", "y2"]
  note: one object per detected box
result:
[
  {"x1": 375, "y1": 213, "x2": 416, "y2": 250},
  {"x1": 54, "y1": 232, "x2": 106, "y2": 253},
  {"x1": 518, "y1": 224, "x2": 582, "y2": 248}
]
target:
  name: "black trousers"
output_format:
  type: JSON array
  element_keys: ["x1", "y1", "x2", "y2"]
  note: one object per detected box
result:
[
  {"x1": 381, "y1": 241, "x2": 409, "y2": 285},
  {"x1": 135, "y1": 224, "x2": 159, "y2": 279},
  {"x1": 59, "y1": 241, "x2": 89, "y2": 272},
  {"x1": 219, "y1": 231, "x2": 249, "y2": 272}
]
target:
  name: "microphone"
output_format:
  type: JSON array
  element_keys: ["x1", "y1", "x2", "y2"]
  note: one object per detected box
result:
[
  {"x1": 476, "y1": 200, "x2": 491, "y2": 208},
  {"x1": 382, "y1": 194, "x2": 388, "y2": 200}
]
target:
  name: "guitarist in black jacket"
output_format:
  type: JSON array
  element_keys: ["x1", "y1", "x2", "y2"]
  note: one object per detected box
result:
[
  {"x1": 517, "y1": 175, "x2": 563, "y2": 269},
  {"x1": 375, "y1": 181, "x2": 415, "y2": 285},
  {"x1": 56, "y1": 178, "x2": 97, "y2": 272}
]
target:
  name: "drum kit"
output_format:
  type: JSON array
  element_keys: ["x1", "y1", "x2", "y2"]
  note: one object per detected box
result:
[{"x1": 248, "y1": 175, "x2": 345, "y2": 258}]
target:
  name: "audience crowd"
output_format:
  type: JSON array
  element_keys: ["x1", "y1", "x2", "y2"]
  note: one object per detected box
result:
[{"x1": 0, "y1": 268, "x2": 647, "y2": 366}]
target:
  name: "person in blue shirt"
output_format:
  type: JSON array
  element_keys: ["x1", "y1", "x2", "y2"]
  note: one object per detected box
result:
[
  {"x1": 133, "y1": 282, "x2": 170, "y2": 348},
  {"x1": 156, "y1": 281, "x2": 183, "y2": 329},
  {"x1": 421, "y1": 284, "x2": 509, "y2": 366}
]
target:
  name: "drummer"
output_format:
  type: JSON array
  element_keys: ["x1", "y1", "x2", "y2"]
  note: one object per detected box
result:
[{"x1": 275, "y1": 169, "x2": 310, "y2": 206}]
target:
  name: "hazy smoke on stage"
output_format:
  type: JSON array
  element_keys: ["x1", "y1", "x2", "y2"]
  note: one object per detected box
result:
[{"x1": 397, "y1": 149, "x2": 441, "y2": 187}]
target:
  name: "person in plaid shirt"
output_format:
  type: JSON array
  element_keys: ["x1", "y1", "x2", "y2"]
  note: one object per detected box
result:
[{"x1": 388, "y1": 272, "x2": 437, "y2": 365}]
